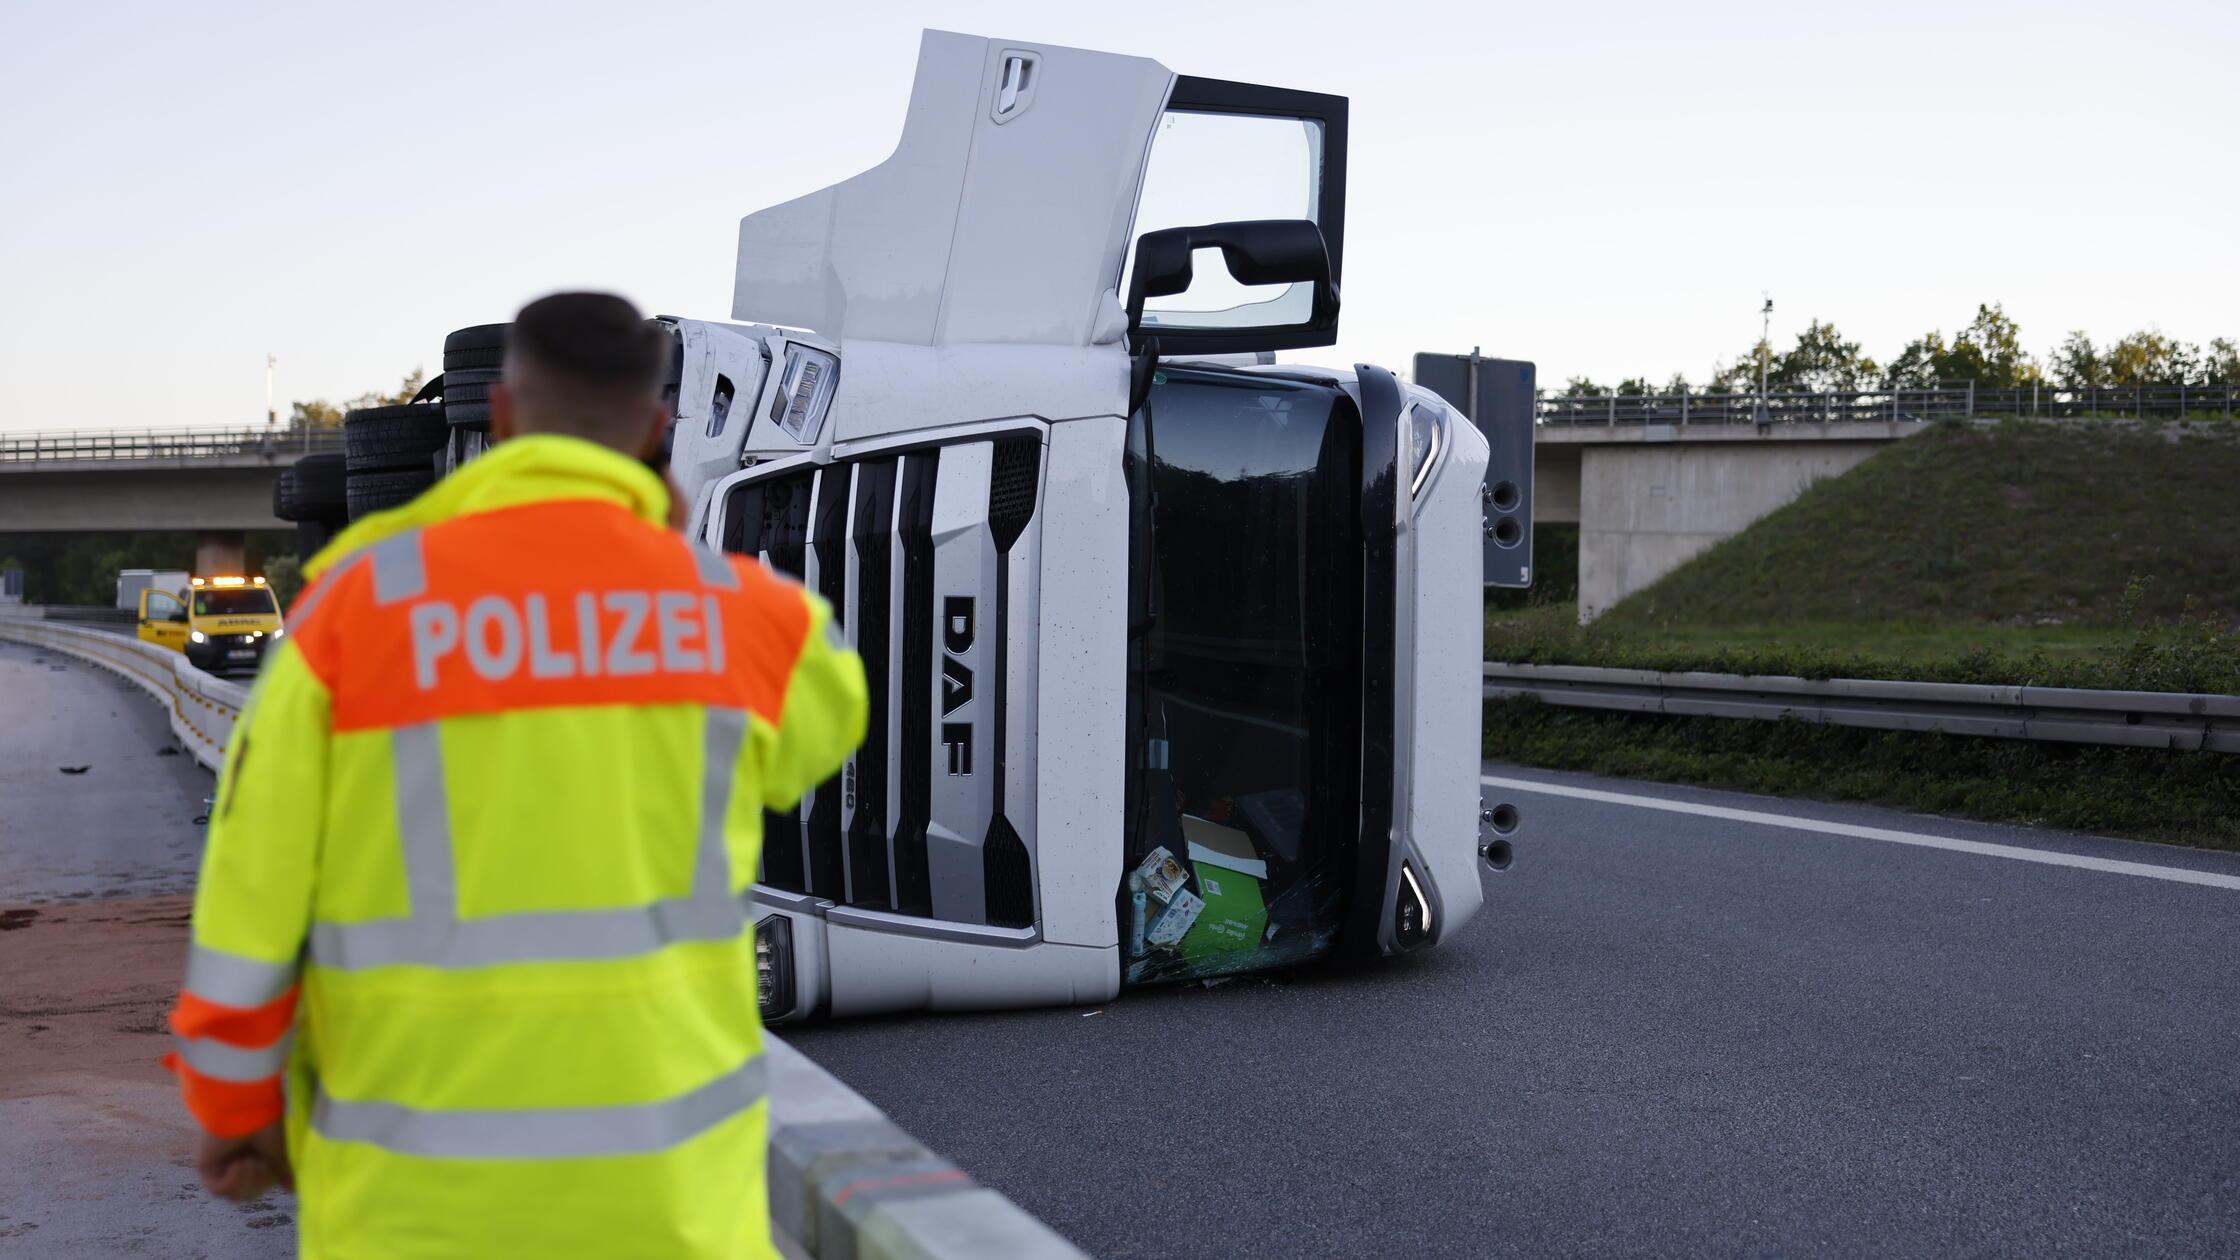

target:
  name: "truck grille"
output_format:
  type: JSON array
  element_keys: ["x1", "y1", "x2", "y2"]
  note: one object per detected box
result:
[{"x1": 729, "y1": 434, "x2": 1043, "y2": 931}]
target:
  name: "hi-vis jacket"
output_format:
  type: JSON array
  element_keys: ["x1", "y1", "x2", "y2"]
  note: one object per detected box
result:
[{"x1": 164, "y1": 435, "x2": 866, "y2": 1259}]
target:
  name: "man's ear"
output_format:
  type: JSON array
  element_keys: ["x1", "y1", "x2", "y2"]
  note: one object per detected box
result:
[
  {"x1": 490, "y1": 380, "x2": 518, "y2": 444},
  {"x1": 640, "y1": 406, "x2": 672, "y2": 464}
]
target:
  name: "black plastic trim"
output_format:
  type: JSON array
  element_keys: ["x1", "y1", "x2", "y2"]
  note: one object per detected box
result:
[
  {"x1": 1341, "y1": 363, "x2": 1402, "y2": 957},
  {"x1": 804, "y1": 464, "x2": 851, "y2": 899},
  {"x1": 892, "y1": 452, "x2": 938, "y2": 916},
  {"x1": 846, "y1": 458, "x2": 897, "y2": 908}
]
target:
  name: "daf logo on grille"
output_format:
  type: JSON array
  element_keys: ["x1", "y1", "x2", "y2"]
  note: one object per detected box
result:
[{"x1": 941, "y1": 596, "x2": 974, "y2": 775}]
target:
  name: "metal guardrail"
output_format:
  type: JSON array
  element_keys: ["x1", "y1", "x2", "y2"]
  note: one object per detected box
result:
[
  {"x1": 0, "y1": 616, "x2": 244, "y2": 769},
  {"x1": 1537, "y1": 384, "x2": 2239, "y2": 426},
  {"x1": 0, "y1": 424, "x2": 343, "y2": 464},
  {"x1": 1483, "y1": 661, "x2": 2240, "y2": 753}
]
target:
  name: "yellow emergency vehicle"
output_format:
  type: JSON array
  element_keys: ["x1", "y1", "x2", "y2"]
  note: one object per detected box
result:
[{"x1": 134, "y1": 575, "x2": 284, "y2": 674}]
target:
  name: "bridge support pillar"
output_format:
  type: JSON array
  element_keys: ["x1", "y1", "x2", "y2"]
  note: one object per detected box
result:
[
  {"x1": 194, "y1": 531, "x2": 246, "y2": 578},
  {"x1": 1576, "y1": 442, "x2": 1886, "y2": 622}
]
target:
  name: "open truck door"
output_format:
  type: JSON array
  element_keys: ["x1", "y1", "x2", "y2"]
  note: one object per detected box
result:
[{"x1": 137, "y1": 587, "x2": 189, "y2": 653}]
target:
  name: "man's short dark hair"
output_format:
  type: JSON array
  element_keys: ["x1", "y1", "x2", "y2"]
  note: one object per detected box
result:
[{"x1": 509, "y1": 292, "x2": 664, "y2": 393}]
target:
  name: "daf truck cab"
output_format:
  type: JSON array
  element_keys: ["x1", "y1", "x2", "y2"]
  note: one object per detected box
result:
[
  {"x1": 446, "y1": 31, "x2": 1529, "y2": 1020},
  {"x1": 137, "y1": 575, "x2": 283, "y2": 674}
]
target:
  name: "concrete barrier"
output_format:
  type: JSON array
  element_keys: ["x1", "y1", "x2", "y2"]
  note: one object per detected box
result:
[
  {"x1": 0, "y1": 613, "x2": 1085, "y2": 1259},
  {"x1": 767, "y1": 1038, "x2": 1085, "y2": 1260},
  {"x1": 0, "y1": 616, "x2": 245, "y2": 770}
]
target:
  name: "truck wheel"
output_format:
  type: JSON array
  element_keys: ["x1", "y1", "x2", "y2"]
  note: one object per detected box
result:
[
  {"x1": 346, "y1": 468, "x2": 436, "y2": 521},
  {"x1": 272, "y1": 469, "x2": 299, "y2": 521},
  {"x1": 345, "y1": 403, "x2": 450, "y2": 473},
  {"x1": 293, "y1": 453, "x2": 348, "y2": 523},
  {"x1": 295, "y1": 519, "x2": 333, "y2": 560},
  {"x1": 442, "y1": 324, "x2": 508, "y2": 430}
]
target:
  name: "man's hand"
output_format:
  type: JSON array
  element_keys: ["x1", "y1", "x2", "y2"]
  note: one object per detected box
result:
[{"x1": 197, "y1": 1122, "x2": 292, "y2": 1201}]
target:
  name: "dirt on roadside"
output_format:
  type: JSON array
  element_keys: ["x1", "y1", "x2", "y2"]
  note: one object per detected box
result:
[{"x1": 0, "y1": 895, "x2": 191, "y2": 1100}]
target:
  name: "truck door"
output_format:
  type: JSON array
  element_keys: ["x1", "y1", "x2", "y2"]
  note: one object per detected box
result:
[{"x1": 137, "y1": 588, "x2": 188, "y2": 651}]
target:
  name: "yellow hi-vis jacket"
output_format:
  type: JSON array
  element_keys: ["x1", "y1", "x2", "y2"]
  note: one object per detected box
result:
[{"x1": 164, "y1": 435, "x2": 867, "y2": 1258}]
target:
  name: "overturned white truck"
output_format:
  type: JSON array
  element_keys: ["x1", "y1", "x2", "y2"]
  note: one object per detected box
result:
[{"x1": 448, "y1": 31, "x2": 1529, "y2": 1020}]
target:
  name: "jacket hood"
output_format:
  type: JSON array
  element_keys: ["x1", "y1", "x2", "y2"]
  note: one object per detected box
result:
[{"x1": 305, "y1": 435, "x2": 671, "y2": 580}]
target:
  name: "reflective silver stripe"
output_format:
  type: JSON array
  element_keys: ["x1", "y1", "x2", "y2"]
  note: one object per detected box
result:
[
  {"x1": 312, "y1": 1053, "x2": 768, "y2": 1159},
  {"x1": 390, "y1": 723, "x2": 456, "y2": 917},
  {"x1": 698, "y1": 706, "x2": 748, "y2": 897},
  {"x1": 183, "y1": 944, "x2": 298, "y2": 1008},
  {"x1": 691, "y1": 543, "x2": 740, "y2": 591},
  {"x1": 368, "y1": 530, "x2": 428, "y2": 605},
  {"x1": 309, "y1": 895, "x2": 745, "y2": 970},
  {"x1": 309, "y1": 707, "x2": 749, "y2": 971},
  {"x1": 175, "y1": 1033, "x2": 291, "y2": 1083}
]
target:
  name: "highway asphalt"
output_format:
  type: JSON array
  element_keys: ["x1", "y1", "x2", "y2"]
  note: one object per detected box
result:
[
  {"x1": 0, "y1": 636, "x2": 214, "y2": 903},
  {"x1": 789, "y1": 763, "x2": 2240, "y2": 1259}
]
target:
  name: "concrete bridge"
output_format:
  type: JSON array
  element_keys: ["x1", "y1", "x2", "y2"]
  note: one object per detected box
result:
[
  {"x1": 1534, "y1": 419, "x2": 1931, "y2": 620},
  {"x1": 4, "y1": 418, "x2": 1928, "y2": 614},
  {"x1": 0, "y1": 426, "x2": 331, "y2": 572}
]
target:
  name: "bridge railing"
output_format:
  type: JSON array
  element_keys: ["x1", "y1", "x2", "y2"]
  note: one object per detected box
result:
[
  {"x1": 0, "y1": 424, "x2": 344, "y2": 464},
  {"x1": 1536, "y1": 384, "x2": 2240, "y2": 425}
]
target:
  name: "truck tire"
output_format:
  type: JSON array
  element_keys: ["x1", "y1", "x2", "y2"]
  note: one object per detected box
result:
[
  {"x1": 443, "y1": 325, "x2": 508, "y2": 430},
  {"x1": 344, "y1": 403, "x2": 449, "y2": 473},
  {"x1": 272, "y1": 469, "x2": 299, "y2": 521},
  {"x1": 293, "y1": 453, "x2": 348, "y2": 522},
  {"x1": 347, "y1": 468, "x2": 436, "y2": 521},
  {"x1": 444, "y1": 324, "x2": 509, "y2": 371},
  {"x1": 296, "y1": 519, "x2": 333, "y2": 560}
]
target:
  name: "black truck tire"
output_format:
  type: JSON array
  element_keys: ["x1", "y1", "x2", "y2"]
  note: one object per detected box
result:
[
  {"x1": 444, "y1": 324, "x2": 509, "y2": 371},
  {"x1": 345, "y1": 403, "x2": 450, "y2": 473},
  {"x1": 347, "y1": 468, "x2": 437, "y2": 521},
  {"x1": 442, "y1": 324, "x2": 508, "y2": 429},
  {"x1": 296, "y1": 519, "x2": 334, "y2": 560},
  {"x1": 442, "y1": 371, "x2": 497, "y2": 429},
  {"x1": 293, "y1": 453, "x2": 348, "y2": 522}
]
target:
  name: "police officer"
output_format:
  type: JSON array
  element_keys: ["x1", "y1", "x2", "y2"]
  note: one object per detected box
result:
[{"x1": 167, "y1": 292, "x2": 866, "y2": 1257}]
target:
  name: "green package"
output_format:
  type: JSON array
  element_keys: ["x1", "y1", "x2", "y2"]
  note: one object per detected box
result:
[{"x1": 1178, "y1": 815, "x2": 1268, "y2": 965}]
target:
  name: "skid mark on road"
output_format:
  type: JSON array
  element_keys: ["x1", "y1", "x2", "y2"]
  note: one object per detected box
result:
[{"x1": 1484, "y1": 774, "x2": 2240, "y2": 892}]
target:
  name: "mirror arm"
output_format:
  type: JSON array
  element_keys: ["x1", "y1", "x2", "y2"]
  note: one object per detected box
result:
[{"x1": 1128, "y1": 335, "x2": 1161, "y2": 417}]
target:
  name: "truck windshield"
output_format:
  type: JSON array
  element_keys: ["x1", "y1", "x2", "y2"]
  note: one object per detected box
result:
[
  {"x1": 193, "y1": 589, "x2": 277, "y2": 617},
  {"x1": 1121, "y1": 367, "x2": 1361, "y2": 985}
]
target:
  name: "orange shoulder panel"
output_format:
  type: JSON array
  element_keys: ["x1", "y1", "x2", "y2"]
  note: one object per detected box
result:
[{"x1": 321, "y1": 500, "x2": 813, "y2": 732}]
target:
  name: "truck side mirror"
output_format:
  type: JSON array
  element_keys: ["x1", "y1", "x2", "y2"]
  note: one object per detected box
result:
[{"x1": 1124, "y1": 219, "x2": 1339, "y2": 349}]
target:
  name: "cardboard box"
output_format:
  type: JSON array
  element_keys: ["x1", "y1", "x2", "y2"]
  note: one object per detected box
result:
[{"x1": 1178, "y1": 815, "x2": 1268, "y2": 965}]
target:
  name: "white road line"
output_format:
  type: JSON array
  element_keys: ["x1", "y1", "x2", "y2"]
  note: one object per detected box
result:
[{"x1": 1482, "y1": 775, "x2": 2240, "y2": 893}]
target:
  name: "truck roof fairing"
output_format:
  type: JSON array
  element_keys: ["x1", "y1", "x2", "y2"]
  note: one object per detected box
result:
[{"x1": 732, "y1": 31, "x2": 1173, "y2": 349}]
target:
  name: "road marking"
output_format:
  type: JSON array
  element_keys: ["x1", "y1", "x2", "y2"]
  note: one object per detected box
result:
[{"x1": 1481, "y1": 775, "x2": 2240, "y2": 893}]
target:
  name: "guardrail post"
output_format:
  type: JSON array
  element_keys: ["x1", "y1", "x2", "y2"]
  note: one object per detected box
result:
[
  {"x1": 1608, "y1": 396, "x2": 1615, "y2": 426},
  {"x1": 1966, "y1": 380, "x2": 1975, "y2": 416}
]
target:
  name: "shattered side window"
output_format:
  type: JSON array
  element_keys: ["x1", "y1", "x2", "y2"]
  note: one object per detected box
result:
[{"x1": 1121, "y1": 368, "x2": 1360, "y2": 986}]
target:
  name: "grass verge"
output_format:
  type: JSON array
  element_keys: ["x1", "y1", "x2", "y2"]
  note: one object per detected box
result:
[
  {"x1": 1487, "y1": 600, "x2": 2240, "y2": 694},
  {"x1": 1485, "y1": 699, "x2": 2240, "y2": 851}
]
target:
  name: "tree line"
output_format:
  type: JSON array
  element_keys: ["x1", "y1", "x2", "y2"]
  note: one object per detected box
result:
[
  {"x1": 1565, "y1": 305, "x2": 2240, "y2": 398},
  {"x1": 287, "y1": 369, "x2": 426, "y2": 427}
]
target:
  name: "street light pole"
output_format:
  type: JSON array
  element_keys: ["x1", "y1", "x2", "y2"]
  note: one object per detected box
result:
[
  {"x1": 266, "y1": 354, "x2": 277, "y2": 428},
  {"x1": 1757, "y1": 296, "x2": 1774, "y2": 425}
]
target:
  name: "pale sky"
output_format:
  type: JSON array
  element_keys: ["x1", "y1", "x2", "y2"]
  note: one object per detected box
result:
[{"x1": 2, "y1": 0, "x2": 2233, "y2": 432}]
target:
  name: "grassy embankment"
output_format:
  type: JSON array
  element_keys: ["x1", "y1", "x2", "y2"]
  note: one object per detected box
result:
[{"x1": 1485, "y1": 419, "x2": 2240, "y2": 848}]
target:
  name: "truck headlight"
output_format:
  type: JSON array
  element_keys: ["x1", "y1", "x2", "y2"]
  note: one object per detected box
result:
[
  {"x1": 188, "y1": 630, "x2": 207, "y2": 644},
  {"x1": 766, "y1": 345, "x2": 838, "y2": 445},
  {"x1": 754, "y1": 914, "x2": 795, "y2": 1020}
]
